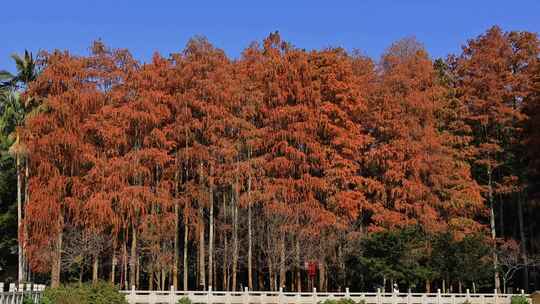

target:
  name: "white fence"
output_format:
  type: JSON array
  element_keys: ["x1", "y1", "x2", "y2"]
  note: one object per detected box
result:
[
  {"x1": 121, "y1": 287, "x2": 530, "y2": 304},
  {"x1": 0, "y1": 283, "x2": 46, "y2": 304}
]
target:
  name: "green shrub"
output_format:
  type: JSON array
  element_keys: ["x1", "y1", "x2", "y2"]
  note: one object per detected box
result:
[
  {"x1": 22, "y1": 295, "x2": 36, "y2": 304},
  {"x1": 41, "y1": 281, "x2": 127, "y2": 304},
  {"x1": 511, "y1": 296, "x2": 529, "y2": 304},
  {"x1": 319, "y1": 299, "x2": 360, "y2": 304},
  {"x1": 177, "y1": 296, "x2": 193, "y2": 304}
]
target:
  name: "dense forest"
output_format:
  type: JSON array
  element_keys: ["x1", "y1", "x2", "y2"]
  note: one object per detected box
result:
[{"x1": 1, "y1": 26, "x2": 540, "y2": 294}]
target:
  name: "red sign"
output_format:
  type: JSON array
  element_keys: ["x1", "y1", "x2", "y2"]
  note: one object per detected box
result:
[{"x1": 308, "y1": 262, "x2": 317, "y2": 277}]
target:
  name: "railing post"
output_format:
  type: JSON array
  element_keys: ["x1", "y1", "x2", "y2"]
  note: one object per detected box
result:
[
  {"x1": 170, "y1": 285, "x2": 175, "y2": 304},
  {"x1": 313, "y1": 288, "x2": 318, "y2": 304},
  {"x1": 408, "y1": 288, "x2": 412, "y2": 304},
  {"x1": 377, "y1": 288, "x2": 381, "y2": 304},
  {"x1": 494, "y1": 289, "x2": 498, "y2": 304},
  {"x1": 244, "y1": 287, "x2": 249, "y2": 304},
  {"x1": 279, "y1": 287, "x2": 283, "y2": 304},
  {"x1": 437, "y1": 289, "x2": 441, "y2": 304},
  {"x1": 466, "y1": 289, "x2": 470, "y2": 302},
  {"x1": 346, "y1": 287, "x2": 350, "y2": 298},
  {"x1": 208, "y1": 285, "x2": 212, "y2": 304},
  {"x1": 130, "y1": 285, "x2": 136, "y2": 304}
]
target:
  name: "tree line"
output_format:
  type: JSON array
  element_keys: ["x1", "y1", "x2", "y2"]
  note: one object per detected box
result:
[{"x1": 1, "y1": 26, "x2": 540, "y2": 293}]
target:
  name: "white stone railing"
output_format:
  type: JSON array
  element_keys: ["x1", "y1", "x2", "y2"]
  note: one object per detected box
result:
[
  {"x1": 0, "y1": 283, "x2": 46, "y2": 304},
  {"x1": 120, "y1": 287, "x2": 530, "y2": 304}
]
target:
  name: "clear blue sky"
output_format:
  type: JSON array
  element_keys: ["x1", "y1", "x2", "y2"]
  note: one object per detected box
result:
[{"x1": 2, "y1": 0, "x2": 540, "y2": 72}]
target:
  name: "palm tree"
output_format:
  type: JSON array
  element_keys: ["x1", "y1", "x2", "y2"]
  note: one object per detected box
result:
[{"x1": 1, "y1": 50, "x2": 38, "y2": 283}]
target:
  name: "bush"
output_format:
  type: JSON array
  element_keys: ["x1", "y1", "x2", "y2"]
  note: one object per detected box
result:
[
  {"x1": 41, "y1": 281, "x2": 127, "y2": 304},
  {"x1": 23, "y1": 295, "x2": 36, "y2": 304},
  {"x1": 511, "y1": 296, "x2": 529, "y2": 304},
  {"x1": 319, "y1": 299, "x2": 361, "y2": 304},
  {"x1": 178, "y1": 296, "x2": 193, "y2": 304}
]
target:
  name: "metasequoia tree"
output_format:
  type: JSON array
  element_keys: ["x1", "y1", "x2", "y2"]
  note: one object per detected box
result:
[
  {"x1": 364, "y1": 39, "x2": 483, "y2": 232},
  {"x1": 454, "y1": 27, "x2": 540, "y2": 291},
  {"x1": 19, "y1": 30, "x2": 538, "y2": 292}
]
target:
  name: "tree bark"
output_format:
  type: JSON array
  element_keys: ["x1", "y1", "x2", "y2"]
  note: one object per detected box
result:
[
  {"x1": 122, "y1": 241, "x2": 128, "y2": 289},
  {"x1": 488, "y1": 168, "x2": 501, "y2": 292},
  {"x1": 111, "y1": 246, "x2": 117, "y2": 284},
  {"x1": 296, "y1": 238, "x2": 301, "y2": 292},
  {"x1": 51, "y1": 228, "x2": 63, "y2": 288},
  {"x1": 222, "y1": 192, "x2": 229, "y2": 291},
  {"x1": 247, "y1": 171, "x2": 253, "y2": 291},
  {"x1": 319, "y1": 261, "x2": 325, "y2": 292},
  {"x1": 517, "y1": 194, "x2": 529, "y2": 290},
  {"x1": 23, "y1": 158, "x2": 29, "y2": 282},
  {"x1": 198, "y1": 203, "x2": 206, "y2": 290},
  {"x1": 183, "y1": 213, "x2": 189, "y2": 291},
  {"x1": 208, "y1": 167, "x2": 214, "y2": 289},
  {"x1": 130, "y1": 225, "x2": 137, "y2": 288},
  {"x1": 92, "y1": 255, "x2": 99, "y2": 284},
  {"x1": 279, "y1": 235, "x2": 286, "y2": 290},
  {"x1": 173, "y1": 172, "x2": 180, "y2": 290},
  {"x1": 231, "y1": 186, "x2": 239, "y2": 291},
  {"x1": 17, "y1": 153, "x2": 23, "y2": 283}
]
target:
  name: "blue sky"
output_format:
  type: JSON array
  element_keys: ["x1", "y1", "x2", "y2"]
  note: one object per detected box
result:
[{"x1": 2, "y1": 1, "x2": 540, "y2": 72}]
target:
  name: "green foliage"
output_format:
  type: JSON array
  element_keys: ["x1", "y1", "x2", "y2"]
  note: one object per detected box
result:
[
  {"x1": 318, "y1": 299, "x2": 362, "y2": 304},
  {"x1": 511, "y1": 296, "x2": 529, "y2": 304},
  {"x1": 22, "y1": 295, "x2": 36, "y2": 304},
  {"x1": 357, "y1": 227, "x2": 433, "y2": 287},
  {"x1": 430, "y1": 232, "x2": 492, "y2": 285},
  {"x1": 177, "y1": 296, "x2": 193, "y2": 304},
  {"x1": 41, "y1": 282, "x2": 127, "y2": 304},
  {"x1": 347, "y1": 228, "x2": 492, "y2": 291}
]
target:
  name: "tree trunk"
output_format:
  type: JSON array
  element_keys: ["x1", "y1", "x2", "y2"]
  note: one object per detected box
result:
[
  {"x1": 319, "y1": 261, "x2": 325, "y2": 292},
  {"x1": 222, "y1": 192, "x2": 229, "y2": 291},
  {"x1": 51, "y1": 228, "x2": 63, "y2": 288},
  {"x1": 442, "y1": 279, "x2": 446, "y2": 293},
  {"x1": 136, "y1": 256, "x2": 140, "y2": 289},
  {"x1": 208, "y1": 169, "x2": 214, "y2": 289},
  {"x1": 231, "y1": 187, "x2": 239, "y2": 291},
  {"x1": 130, "y1": 225, "x2": 137, "y2": 289},
  {"x1": 111, "y1": 247, "x2": 117, "y2": 284},
  {"x1": 426, "y1": 280, "x2": 431, "y2": 293},
  {"x1": 258, "y1": 261, "x2": 265, "y2": 291},
  {"x1": 92, "y1": 255, "x2": 99, "y2": 284},
  {"x1": 173, "y1": 172, "x2": 180, "y2": 290},
  {"x1": 17, "y1": 153, "x2": 23, "y2": 283},
  {"x1": 268, "y1": 255, "x2": 275, "y2": 292},
  {"x1": 498, "y1": 196, "x2": 504, "y2": 237},
  {"x1": 161, "y1": 268, "x2": 166, "y2": 291},
  {"x1": 247, "y1": 172, "x2": 253, "y2": 291},
  {"x1": 121, "y1": 241, "x2": 126, "y2": 289},
  {"x1": 198, "y1": 203, "x2": 206, "y2": 290},
  {"x1": 149, "y1": 271, "x2": 154, "y2": 290},
  {"x1": 23, "y1": 158, "x2": 29, "y2": 282},
  {"x1": 488, "y1": 168, "x2": 501, "y2": 292},
  {"x1": 183, "y1": 211, "x2": 189, "y2": 291},
  {"x1": 517, "y1": 194, "x2": 529, "y2": 291},
  {"x1": 279, "y1": 235, "x2": 286, "y2": 290},
  {"x1": 296, "y1": 237, "x2": 301, "y2": 292}
]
